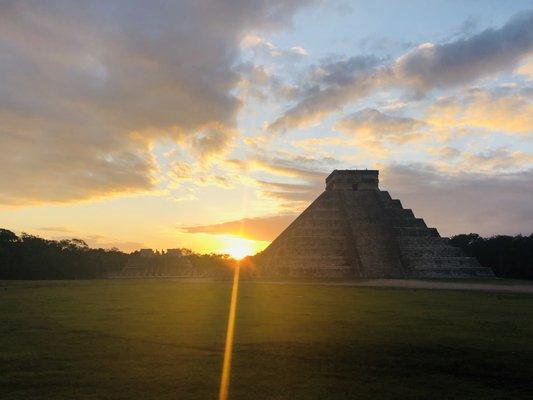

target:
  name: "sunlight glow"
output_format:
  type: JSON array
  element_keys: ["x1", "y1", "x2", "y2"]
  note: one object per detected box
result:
[{"x1": 222, "y1": 236, "x2": 256, "y2": 260}]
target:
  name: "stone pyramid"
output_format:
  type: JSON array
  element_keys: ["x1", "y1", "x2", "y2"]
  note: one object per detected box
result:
[{"x1": 258, "y1": 170, "x2": 493, "y2": 278}]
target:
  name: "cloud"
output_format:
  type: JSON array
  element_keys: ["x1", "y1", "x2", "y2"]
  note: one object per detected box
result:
[
  {"x1": 256, "y1": 180, "x2": 322, "y2": 203},
  {"x1": 251, "y1": 156, "x2": 329, "y2": 180},
  {"x1": 235, "y1": 63, "x2": 300, "y2": 101},
  {"x1": 427, "y1": 86, "x2": 533, "y2": 133},
  {"x1": 241, "y1": 34, "x2": 309, "y2": 60},
  {"x1": 228, "y1": 152, "x2": 332, "y2": 180},
  {"x1": 461, "y1": 148, "x2": 533, "y2": 172},
  {"x1": 446, "y1": 16, "x2": 480, "y2": 41},
  {"x1": 427, "y1": 146, "x2": 461, "y2": 160},
  {"x1": 182, "y1": 214, "x2": 296, "y2": 241},
  {"x1": 189, "y1": 126, "x2": 237, "y2": 162},
  {"x1": 311, "y1": 55, "x2": 384, "y2": 86},
  {"x1": 0, "y1": 130, "x2": 156, "y2": 205},
  {"x1": 516, "y1": 57, "x2": 533, "y2": 79},
  {"x1": 380, "y1": 164, "x2": 533, "y2": 237},
  {"x1": 430, "y1": 147, "x2": 533, "y2": 175},
  {"x1": 268, "y1": 56, "x2": 387, "y2": 133},
  {"x1": 334, "y1": 108, "x2": 426, "y2": 151},
  {"x1": 224, "y1": 152, "x2": 332, "y2": 207},
  {"x1": 248, "y1": 155, "x2": 329, "y2": 207},
  {"x1": 269, "y1": 10, "x2": 533, "y2": 133},
  {"x1": 393, "y1": 11, "x2": 533, "y2": 90},
  {"x1": 0, "y1": 0, "x2": 311, "y2": 205},
  {"x1": 291, "y1": 46, "x2": 309, "y2": 56},
  {"x1": 38, "y1": 226, "x2": 75, "y2": 234}
]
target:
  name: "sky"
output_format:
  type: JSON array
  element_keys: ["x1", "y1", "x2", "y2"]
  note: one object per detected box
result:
[{"x1": 1, "y1": 0, "x2": 532, "y2": 255}]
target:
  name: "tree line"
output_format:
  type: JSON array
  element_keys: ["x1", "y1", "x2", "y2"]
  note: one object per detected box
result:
[
  {"x1": 0, "y1": 229, "x2": 237, "y2": 280},
  {"x1": 449, "y1": 233, "x2": 533, "y2": 279},
  {"x1": 1, "y1": 228, "x2": 532, "y2": 280}
]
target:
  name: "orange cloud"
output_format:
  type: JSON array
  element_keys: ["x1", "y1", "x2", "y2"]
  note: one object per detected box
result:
[
  {"x1": 182, "y1": 214, "x2": 296, "y2": 241},
  {"x1": 427, "y1": 88, "x2": 533, "y2": 133}
]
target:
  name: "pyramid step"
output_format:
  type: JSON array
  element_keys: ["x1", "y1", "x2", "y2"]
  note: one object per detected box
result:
[
  {"x1": 389, "y1": 217, "x2": 427, "y2": 228},
  {"x1": 281, "y1": 242, "x2": 349, "y2": 253},
  {"x1": 279, "y1": 244, "x2": 349, "y2": 253},
  {"x1": 290, "y1": 229, "x2": 347, "y2": 236},
  {"x1": 393, "y1": 227, "x2": 440, "y2": 237},
  {"x1": 384, "y1": 199, "x2": 403, "y2": 209},
  {"x1": 310, "y1": 212, "x2": 344, "y2": 217},
  {"x1": 400, "y1": 245, "x2": 464, "y2": 258},
  {"x1": 291, "y1": 228, "x2": 347, "y2": 236},
  {"x1": 313, "y1": 207, "x2": 342, "y2": 211},
  {"x1": 281, "y1": 256, "x2": 351, "y2": 269},
  {"x1": 386, "y1": 208, "x2": 415, "y2": 219},
  {"x1": 288, "y1": 237, "x2": 347, "y2": 243},
  {"x1": 397, "y1": 236, "x2": 446, "y2": 247},
  {"x1": 276, "y1": 251, "x2": 349, "y2": 259},
  {"x1": 297, "y1": 220, "x2": 346, "y2": 227},
  {"x1": 403, "y1": 256, "x2": 481, "y2": 269},
  {"x1": 280, "y1": 254, "x2": 348, "y2": 260},
  {"x1": 412, "y1": 267, "x2": 494, "y2": 278},
  {"x1": 379, "y1": 191, "x2": 392, "y2": 201},
  {"x1": 288, "y1": 266, "x2": 354, "y2": 277}
]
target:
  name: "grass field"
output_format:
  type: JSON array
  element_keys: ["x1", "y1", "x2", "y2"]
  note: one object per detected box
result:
[{"x1": 1, "y1": 279, "x2": 532, "y2": 399}]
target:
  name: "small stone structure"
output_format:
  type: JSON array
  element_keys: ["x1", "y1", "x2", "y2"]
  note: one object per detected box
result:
[{"x1": 259, "y1": 170, "x2": 493, "y2": 278}]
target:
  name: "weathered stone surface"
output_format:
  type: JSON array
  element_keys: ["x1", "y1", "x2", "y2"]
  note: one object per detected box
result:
[{"x1": 259, "y1": 170, "x2": 493, "y2": 278}]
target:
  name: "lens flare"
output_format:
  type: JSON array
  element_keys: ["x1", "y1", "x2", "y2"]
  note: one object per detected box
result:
[
  {"x1": 218, "y1": 264, "x2": 240, "y2": 400},
  {"x1": 222, "y1": 236, "x2": 255, "y2": 260}
]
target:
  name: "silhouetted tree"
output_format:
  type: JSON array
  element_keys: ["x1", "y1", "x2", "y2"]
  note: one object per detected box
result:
[
  {"x1": 450, "y1": 233, "x2": 533, "y2": 279},
  {"x1": 0, "y1": 229, "x2": 243, "y2": 280}
]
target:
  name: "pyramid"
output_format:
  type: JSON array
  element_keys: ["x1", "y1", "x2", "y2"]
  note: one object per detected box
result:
[{"x1": 258, "y1": 170, "x2": 493, "y2": 278}]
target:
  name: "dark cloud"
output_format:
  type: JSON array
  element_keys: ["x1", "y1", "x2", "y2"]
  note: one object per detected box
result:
[
  {"x1": 269, "y1": 10, "x2": 533, "y2": 133},
  {"x1": 312, "y1": 55, "x2": 384, "y2": 86},
  {"x1": 448, "y1": 16, "x2": 480, "y2": 40},
  {"x1": 0, "y1": 0, "x2": 311, "y2": 205},
  {"x1": 394, "y1": 10, "x2": 533, "y2": 90}
]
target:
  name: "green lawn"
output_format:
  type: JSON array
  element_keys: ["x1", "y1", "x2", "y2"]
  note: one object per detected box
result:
[{"x1": 1, "y1": 279, "x2": 532, "y2": 399}]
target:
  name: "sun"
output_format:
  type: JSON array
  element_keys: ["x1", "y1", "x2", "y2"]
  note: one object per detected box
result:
[{"x1": 222, "y1": 237, "x2": 256, "y2": 260}]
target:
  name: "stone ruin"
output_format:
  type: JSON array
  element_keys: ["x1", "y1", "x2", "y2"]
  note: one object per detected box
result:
[{"x1": 258, "y1": 170, "x2": 493, "y2": 278}]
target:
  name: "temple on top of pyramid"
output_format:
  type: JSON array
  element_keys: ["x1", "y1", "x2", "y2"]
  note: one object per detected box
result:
[
  {"x1": 326, "y1": 169, "x2": 379, "y2": 191},
  {"x1": 257, "y1": 169, "x2": 493, "y2": 278}
]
